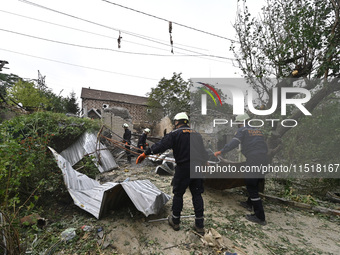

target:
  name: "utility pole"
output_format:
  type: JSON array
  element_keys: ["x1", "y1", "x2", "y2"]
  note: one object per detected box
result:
[{"x1": 37, "y1": 70, "x2": 47, "y2": 90}]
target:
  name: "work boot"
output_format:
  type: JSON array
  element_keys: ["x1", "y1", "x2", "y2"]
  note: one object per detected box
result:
[
  {"x1": 193, "y1": 224, "x2": 205, "y2": 236},
  {"x1": 245, "y1": 214, "x2": 267, "y2": 226},
  {"x1": 168, "y1": 215, "x2": 180, "y2": 231},
  {"x1": 240, "y1": 201, "x2": 253, "y2": 211}
]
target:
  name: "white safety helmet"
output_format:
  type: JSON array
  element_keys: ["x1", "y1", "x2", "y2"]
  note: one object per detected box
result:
[
  {"x1": 235, "y1": 113, "x2": 250, "y2": 122},
  {"x1": 122, "y1": 123, "x2": 129, "y2": 128},
  {"x1": 173, "y1": 112, "x2": 189, "y2": 121},
  {"x1": 144, "y1": 128, "x2": 151, "y2": 133}
]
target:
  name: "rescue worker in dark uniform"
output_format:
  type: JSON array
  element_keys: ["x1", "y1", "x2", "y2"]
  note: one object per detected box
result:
[
  {"x1": 136, "y1": 112, "x2": 209, "y2": 235},
  {"x1": 122, "y1": 123, "x2": 132, "y2": 163},
  {"x1": 137, "y1": 128, "x2": 150, "y2": 152},
  {"x1": 214, "y1": 113, "x2": 268, "y2": 225}
]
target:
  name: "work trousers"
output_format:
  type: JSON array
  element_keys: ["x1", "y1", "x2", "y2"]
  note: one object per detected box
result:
[
  {"x1": 171, "y1": 169, "x2": 204, "y2": 228},
  {"x1": 125, "y1": 144, "x2": 131, "y2": 163},
  {"x1": 245, "y1": 153, "x2": 267, "y2": 221},
  {"x1": 245, "y1": 178, "x2": 265, "y2": 220}
]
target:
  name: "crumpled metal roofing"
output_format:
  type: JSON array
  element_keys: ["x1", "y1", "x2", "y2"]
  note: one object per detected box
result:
[
  {"x1": 60, "y1": 132, "x2": 117, "y2": 172},
  {"x1": 155, "y1": 157, "x2": 175, "y2": 175},
  {"x1": 49, "y1": 147, "x2": 171, "y2": 219}
]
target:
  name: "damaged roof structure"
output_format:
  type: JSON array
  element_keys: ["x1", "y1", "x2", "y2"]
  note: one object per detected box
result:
[
  {"x1": 49, "y1": 128, "x2": 244, "y2": 220},
  {"x1": 49, "y1": 142, "x2": 171, "y2": 219},
  {"x1": 60, "y1": 132, "x2": 117, "y2": 173}
]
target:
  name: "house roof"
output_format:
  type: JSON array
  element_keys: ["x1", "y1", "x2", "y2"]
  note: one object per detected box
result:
[
  {"x1": 81, "y1": 87, "x2": 148, "y2": 106},
  {"x1": 87, "y1": 108, "x2": 102, "y2": 118}
]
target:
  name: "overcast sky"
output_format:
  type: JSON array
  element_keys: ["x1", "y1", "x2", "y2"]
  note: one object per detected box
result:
[{"x1": 1, "y1": 0, "x2": 264, "y2": 102}]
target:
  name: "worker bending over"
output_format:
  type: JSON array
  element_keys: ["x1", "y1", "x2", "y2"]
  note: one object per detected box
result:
[{"x1": 215, "y1": 113, "x2": 268, "y2": 225}]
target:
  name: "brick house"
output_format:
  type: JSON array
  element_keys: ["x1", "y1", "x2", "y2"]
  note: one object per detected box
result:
[{"x1": 80, "y1": 87, "x2": 150, "y2": 123}]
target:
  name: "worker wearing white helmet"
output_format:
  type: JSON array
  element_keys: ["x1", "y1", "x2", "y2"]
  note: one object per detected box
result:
[
  {"x1": 137, "y1": 128, "x2": 151, "y2": 152},
  {"x1": 122, "y1": 123, "x2": 132, "y2": 163},
  {"x1": 214, "y1": 113, "x2": 268, "y2": 225},
  {"x1": 235, "y1": 113, "x2": 250, "y2": 122},
  {"x1": 136, "y1": 112, "x2": 209, "y2": 235}
]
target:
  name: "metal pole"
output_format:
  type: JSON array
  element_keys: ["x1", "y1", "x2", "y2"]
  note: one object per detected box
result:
[{"x1": 148, "y1": 215, "x2": 195, "y2": 223}]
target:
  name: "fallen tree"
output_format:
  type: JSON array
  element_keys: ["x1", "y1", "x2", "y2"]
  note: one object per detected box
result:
[{"x1": 232, "y1": 0, "x2": 340, "y2": 160}]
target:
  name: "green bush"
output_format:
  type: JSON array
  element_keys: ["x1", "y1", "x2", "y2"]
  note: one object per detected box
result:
[{"x1": 0, "y1": 112, "x2": 100, "y2": 211}]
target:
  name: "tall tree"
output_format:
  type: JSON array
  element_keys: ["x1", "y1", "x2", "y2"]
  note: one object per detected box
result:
[
  {"x1": 6, "y1": 77, "x2": 80, "y2": 114},
  {"x1": 64, "y1": 91, "x2": 80, "y2": 114},
  {"x1": 0, "y1": 73, "x2": 20, "y2": 103},
  {"x1": 147, "y1": 73, "x2": 191, "y2": 120},
  {"x1": 8, "y1": 79, "x2": 50, "y2": 111},
  {"x1": 231, "y1": 0, "x2": 340, "y2": 160}
]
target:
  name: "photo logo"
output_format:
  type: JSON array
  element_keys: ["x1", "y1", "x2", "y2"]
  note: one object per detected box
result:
[
  {"x1": 197, "y1": 82, "x2": 222, "y2": 115},
  {"x1": 197, "y1": 82, "x2": 311, "y2": 116},
  {"x1": 197, "y1": 82, "x2": 223, "y2": 106}
]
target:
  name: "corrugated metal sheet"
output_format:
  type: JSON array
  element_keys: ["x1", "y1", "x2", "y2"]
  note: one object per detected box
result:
[
  {"x1": 60, "y1": 132, "x2": 118, "y2": 172},
  {"x1": 49, "y1": 147, "x2": 171, "y2": 219}
]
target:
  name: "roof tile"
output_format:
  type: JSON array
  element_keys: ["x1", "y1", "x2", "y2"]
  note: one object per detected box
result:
[{"x1": 81, "y1": 87, "x2": 148, "y2": 106}]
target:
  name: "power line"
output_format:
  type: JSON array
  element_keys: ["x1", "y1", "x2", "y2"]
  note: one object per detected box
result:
[
  {"x1": 0, "y1": 28, "x2": 235, "y2": 60},
  {"x1": 17, "y1": 0, "x2": 222, "y2": 56},
  {"x1": 100, "y1": 0, "x2": 238, "y2": 43},
  {"x1": 17, "y1": 0, "x2": 236, "y2": 62},
  {"x1": 0, "y1": 9, "x2": 164, "y2": 52},
  {"x1": 0, "y1": 9, "x2": 206, "y2": 53},
  {"x1": 0, "y1": 48, "x2": 159, "y2": 81}
]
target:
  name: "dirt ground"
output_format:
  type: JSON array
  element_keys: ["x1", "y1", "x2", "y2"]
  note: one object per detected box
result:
[{"x1": 52, "y1": 161, "x2": 340, "y2": 255}]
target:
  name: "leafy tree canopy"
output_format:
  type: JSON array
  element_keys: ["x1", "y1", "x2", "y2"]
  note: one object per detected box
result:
[
  {"x1": 0, "y1": 73, "x2": 20, "y2": 103},
  {"x1": 65, "y1": 91, "x2": 80, "y2": 114},
  {"x1": 232, "y1": 0, "x2": 340, "y2": 159},
  {"x1": 8, "y1": 79, "x2": 51, "y2": 111},
  {"x1": 2, "y1": 73, "x2": 80, "y2": 114},
  {"x1": 147, "y1": 72, "x2": 191, "y2": 120}
]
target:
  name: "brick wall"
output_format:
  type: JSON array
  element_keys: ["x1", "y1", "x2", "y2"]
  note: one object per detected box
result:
[
  {"x1": 101, "y1": 112, "x2": 133, "y2": 137},
  {"x1": 82, "y1": 99, "x2": 147, "y2": 123}
]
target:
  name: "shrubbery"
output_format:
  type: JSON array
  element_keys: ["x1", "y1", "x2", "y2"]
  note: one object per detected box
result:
[{"x1": 0, "y1": 112, "x2": 100, "y2": 211}]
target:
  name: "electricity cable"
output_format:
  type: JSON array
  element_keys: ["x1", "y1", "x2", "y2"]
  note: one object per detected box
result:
[
  {"x1": 0, "y1": 48, "x2": 159, "y2": 81},
  {"x1": 99, "y1": 0, "x2": 238, "y2": 42},
  {"x1": 0, "y1": 28, "x2": 234, "y2": 60},
  {"x1": 17, "y1": 0, "x2": 228, "y2": 56},
  {"x1": 0, "y1": 9, "x2": 207, "y2": 53}
]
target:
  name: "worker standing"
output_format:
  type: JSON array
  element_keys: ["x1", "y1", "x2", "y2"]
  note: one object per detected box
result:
[
  {"x1": 122, "y1": 123, "x2": 132, "y2": 163},
  {"x1": 214, "y1": 113, "x2": 268, "y2": 225},
  {"x1": 136, "y1": 112, "x2": 209, "y2": 235},
  {"x1": 137, "y1": 128, "x2": 150, "y2": 152}
]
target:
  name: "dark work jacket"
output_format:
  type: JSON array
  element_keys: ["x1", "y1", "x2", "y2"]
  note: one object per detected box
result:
[
  {"x1": 145, "y1": 125, "x2": 209, "y2": 170},
  {"x1": 138, "y1": 133, "x2": 147, "y2": 148},
  {"x1": 123, "y1": 129, "x2": 131, "y2": 144},
  {"x1": 221, "y1": 125, "x2": 268, "y2": 158}
]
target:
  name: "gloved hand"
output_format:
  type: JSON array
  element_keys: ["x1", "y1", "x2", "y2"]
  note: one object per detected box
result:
[
  {"x1": 214, "y1": 151, "x2": 222, "y2": 157},
  {"x1": 136, "y1": 153, "x2": 147, "y2": 164}
]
